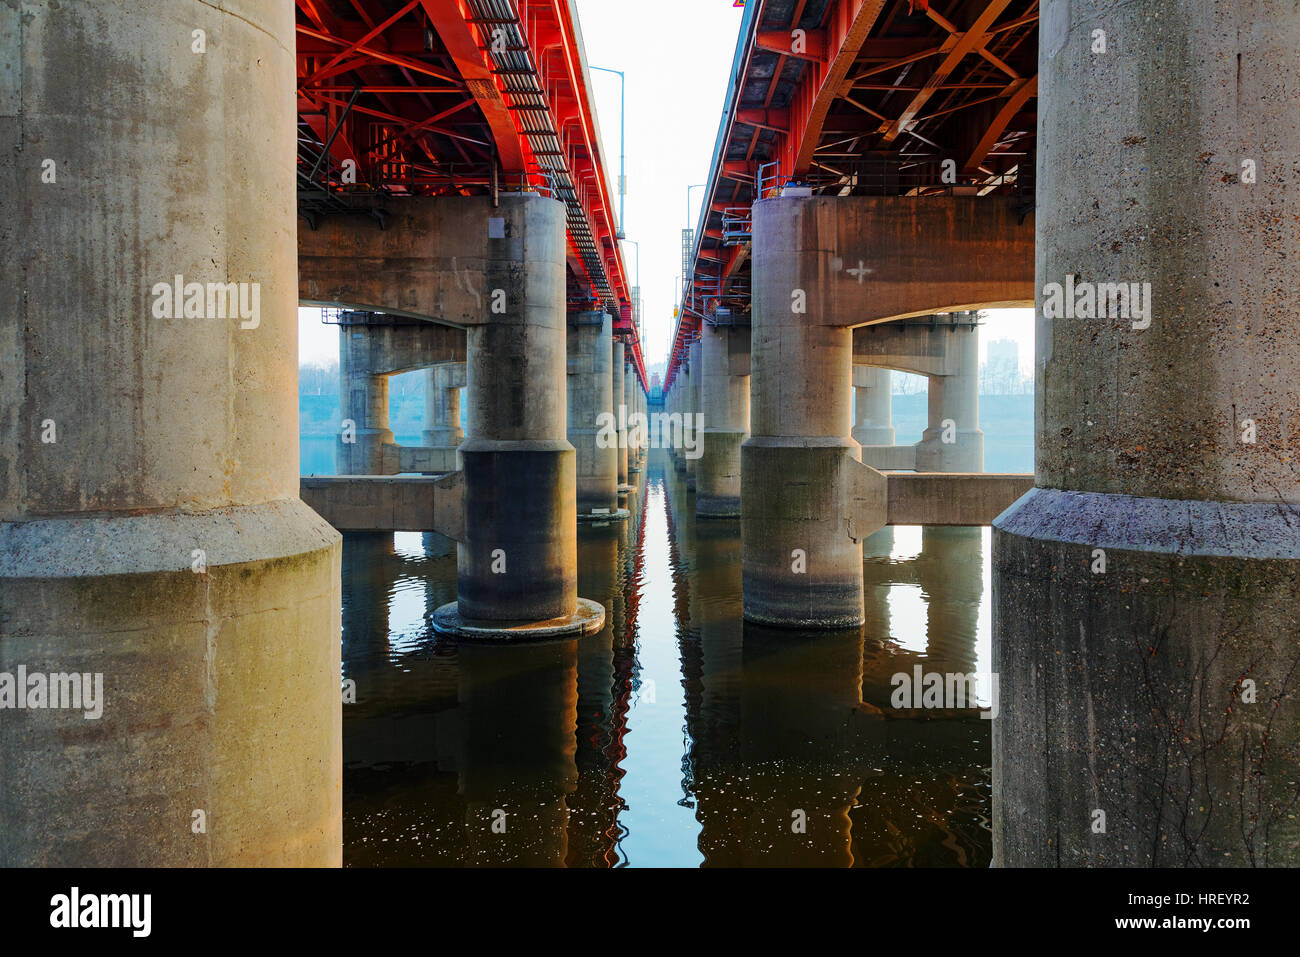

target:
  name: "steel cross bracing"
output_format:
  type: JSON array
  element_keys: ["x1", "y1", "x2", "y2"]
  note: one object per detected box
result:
[
  {"x1": 664, "y1": 0, "x2": 1038, "y2": 389},
  {"x1": 294, "y1": 0, "x2": 646, "y2": 388}
]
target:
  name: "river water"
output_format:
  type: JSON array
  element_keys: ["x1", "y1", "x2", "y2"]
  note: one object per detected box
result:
[{"x1": 341, "y1": 449, "x2": 993, "y2": 866}]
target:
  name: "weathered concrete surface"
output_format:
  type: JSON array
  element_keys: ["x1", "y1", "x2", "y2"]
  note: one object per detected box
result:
[
  {"x1": 685, "y1": 340, "x2": 701, "y2": 491},
  {"x1": 697, "y1": 323, "x2": 749, "y2": 517},
  {"x1": 567, "y1": 311, "x2": 619, "y2": 518},
  {"x1": 301, "y1": 196, "x2": 535, "y2": 327},
  {"x1": 887, "y1": 474, "x2": 1032, "y2": 525},
  {"x1": 452, "y1": 194, "x2": 585, "y2": 625},
  {"x1": 611, "y1": 340, "x2": 629, "y2": 491},
  {"x1": 0, "y1": 0, "x2": 340, "y2": 865},
  {"x1": 307, "y1": 472, "x2": 1032, "y2": 533},
  {"x1": 393, "y1": 445, "x2": 458, "y2": 474},
  {"x1": 757, "y1": 195, "x2": 1033, "y2": 329},
  {"x1": 744, "y1": 196, "x2": 893, "y2": 626},
  {"x1": 671, "y1": 362, "x2": 690, "y2": 474},
  {"x1": 302, "y1": 477, "x2": 458, "y2": 532},
  {"x1": 853, "y1": 317, "x2": 971, "y2": 376},
  {"x1": 994, "y1": 0, "x2": 1300, "y2": 867},
  {"x1": 861, "y1": 445, "x2": 917, "y2": 471}
]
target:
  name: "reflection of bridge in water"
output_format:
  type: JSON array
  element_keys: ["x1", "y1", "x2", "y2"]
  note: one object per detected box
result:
[
  {"x1": 6, "y1": 0, "x2": 1296, "y2": 868},
  {"x1": 338, "y1": 451, "x2": 992, "y2": 867}
]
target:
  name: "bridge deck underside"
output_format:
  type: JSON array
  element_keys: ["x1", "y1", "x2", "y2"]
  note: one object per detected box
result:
[{"x1": 672, "y1": 0, "x2": 1039, "y2": 386}]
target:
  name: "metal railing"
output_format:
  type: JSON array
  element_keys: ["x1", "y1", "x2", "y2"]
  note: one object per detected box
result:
[{"x1": 804, "y1": 157, "x2": 1034, "y2": 198}]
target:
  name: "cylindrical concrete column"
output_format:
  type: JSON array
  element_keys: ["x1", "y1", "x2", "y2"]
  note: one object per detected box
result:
[
  {"x1": 612, "y1": 340, "x2": 630, "y2": 491},
  {"x1": 685, "y1": 339, "x2": 701, "y2": 491},
  {"x1": 673, "y1": 368, "x2": 689, "y2": 474},
  {"x1": 697, "y1": 322, "x2": 750, "y2": 517},
  {"x1": 667, "y1": 381, "x2": 680, "y2": 469},
  {"x1": 742, "y1": 198, "x2": 874, "y2": 628},
  {"x1": 852, "y1": 366, "x2": 895, "y2": 447},
  {"x1": 914, "y1": 316, "x2": 983, "y2": 472},
  {"x1": 448, "y1": 194, "x2": 598, "y2": 632},
  {"x1": 423, "y1": 362, "x2": 464, "y2": 447},
  {"x1": 623, "y1": 357, "x2": 639, "y2": 473},
  {"x1": 0, "y1": 0, "x2": 341, "y2": 865},
  {"x1": 338, "y1": 324, "x2": 395, "y2": 474},
  {"x1": 567, "y1": 311, "x2": 620, "y2": 519},
  {"x1": 994, "y1": 0, "x2": 1300, "y2": 867}
]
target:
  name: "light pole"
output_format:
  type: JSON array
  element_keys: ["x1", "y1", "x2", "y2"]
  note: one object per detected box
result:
[
  {"x1": 686, "y1": 183, "x2": 706, "y2": 231},
  {"x1": 684, "y1": 183, "x2": 706, "y2": 310},
  {"x1": 620, "y1": 237, "x2": 641, "y2": 341},
  {"x1": 589, "y1": 66, "x2": 626, "y2": 239}
]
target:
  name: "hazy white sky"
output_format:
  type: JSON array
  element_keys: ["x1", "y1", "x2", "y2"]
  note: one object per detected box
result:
[{"x1": 299, "y1": 2, "x2": 1036, "y2": 374}]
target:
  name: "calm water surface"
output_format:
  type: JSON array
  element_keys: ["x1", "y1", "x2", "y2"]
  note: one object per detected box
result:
[{"x1": 341, "y1": 450, "x2": 992, "y2": 866}]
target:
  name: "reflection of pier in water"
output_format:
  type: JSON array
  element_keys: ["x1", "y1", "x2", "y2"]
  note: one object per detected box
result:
[
  {"x1": 340, "y1": 480, "x2": 648, "y2": 867},
  {"x1": 660, "y1": 453, "x2": 990, "y2": 866},
  {"x1": 338, "y1": 451, "x2": 991, "y2": 866}
]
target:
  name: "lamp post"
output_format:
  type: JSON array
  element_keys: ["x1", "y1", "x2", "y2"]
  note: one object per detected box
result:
[
  {"x1": 684, "y1": 183, "x2": 706, "y2": 311},
  {"x1": 589, "y1": 66, "x2": 626, "y2": 239},
  {"x1": 686, "y1": 183, "x2": 706, "y2": 231},
  {"x1": 620, "y1": 237, "x2": 641, "y2": 341}
]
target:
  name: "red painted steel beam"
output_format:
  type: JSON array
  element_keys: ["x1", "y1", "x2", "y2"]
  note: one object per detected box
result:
[
  {"x1": 418, "y1": 0, "x2": 528, "y2": 171},
  {"x1": 533, "y1": 0, "x2": 642, "y2": 388},
  {"x1": 781, "y1": 0, "x2": 889, "y2": 177}
]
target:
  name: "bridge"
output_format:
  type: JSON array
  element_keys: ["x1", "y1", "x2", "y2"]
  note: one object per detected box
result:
[
  {"x1": 2, "y1": 0, "x2": 652, "y2": 866},
  {"x1": 292, "y1": 0, "x2": 654, "y2": 641},
  {"x1": 2, "y1": 0, "x2": 1297, "y2": 870},
  {"x1": 659, "y1": 0, "x2": 1300, "y2": 869}
]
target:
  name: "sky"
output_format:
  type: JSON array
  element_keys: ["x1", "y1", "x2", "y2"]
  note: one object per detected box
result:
[{"x1": 299, "y1": 2, "x2": 1035, "y2": 375}]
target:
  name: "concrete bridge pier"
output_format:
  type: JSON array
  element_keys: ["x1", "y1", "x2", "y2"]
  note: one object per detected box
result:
[
  {"x1": 697, "y1": 320, "x2": 750, "y2": 518},
  {"x1": 612, "y1": 341, "x2": 631, "y2": 494},
  {"x1": 424, "y1": 362, "x2": 466, "y2": 448},
  {"x1": 994, "y1": 0, "x2": 1300, "y2": 866},
  {"x1": 0, "y1": 0, "x2": 341, "y2": 865},
  {"x1": 339, "y1": 324, "x2": 396, "y2": 474},
  {"x1": 624, "y1": 357, "x2": 641, "y2": 474},
  {"x1": 741, "y1": 197, "x2": 888, "y2": 628},
  {"x1": 638, "y1": 379, "x2": 648, "y2": 467},
  {"x1": 685, "y1": 339, "x2": 702, "y2": 491},
  {"x1": 632, "y1": 381, "x2": 644, "y2": 468},
  {"x1": 914, "y1": 314, "x2": 983, "y2": 472},
  {"x1": 851, "y1": 366, "x2": 895, "y2": 448},
  {"x1": 432, "y1": 195, "x2": 604, "y2": 639},
  {"x1": 568, "y1": 311, "x2": 624, "y2": 521},
  {"x1": 673, "y1": 362, "x2": 690, "y2": 475}
]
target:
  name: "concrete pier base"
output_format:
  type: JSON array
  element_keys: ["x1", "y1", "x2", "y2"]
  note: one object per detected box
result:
[
  {"x1": 741, "y1": 199, "x2": 888, "y2": 627},
  {"x1": 430, "y1": 194, "x2": 604, "y2": 638},
  {"x1": 994, "y1": 491, "x2": 1300, "y2": 865},
  {"x1": 697, "y1": 321, "x2": 750, "y2": 518},
  {"x1": 567, "y1": 311, "x2": 624, "y2": 522},
  {"x1": 432, "y1": 597, "x2": 605, "y2": 641}
]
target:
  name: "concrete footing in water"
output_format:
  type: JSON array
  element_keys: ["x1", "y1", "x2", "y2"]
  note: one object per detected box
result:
[{"x1": 993, "y1": 0, "x2": 1300, "y2": 866}]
